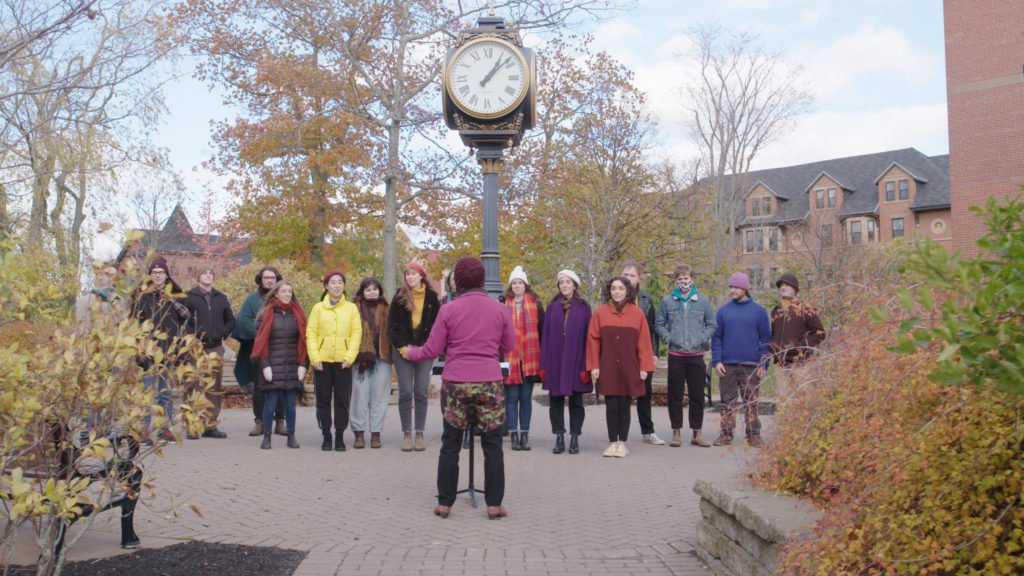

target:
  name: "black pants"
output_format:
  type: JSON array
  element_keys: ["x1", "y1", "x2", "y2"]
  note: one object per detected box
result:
[
  {"x1": 549, "y1": 392, "x2": 585, "y2": 435},
  {"x1": 667, "y1": 355, "x2": 706, "y2": 430},
  {"x1": 635, "y1": 372, "x2": 654, "y2": 434},
  {"x1": 438, "y1": 420, "x2": 504, "y2": 507},
  {"x1": 605, "y1": 395, "x2": 631, "y2": 442},
  {"x1": 314, "y1": 362, "x2": 352, "y2": 434}
]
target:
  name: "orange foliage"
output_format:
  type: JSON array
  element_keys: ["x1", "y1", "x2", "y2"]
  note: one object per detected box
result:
[{"x1": 756, "y1": 307, "x2": 1024, "y2": 575}]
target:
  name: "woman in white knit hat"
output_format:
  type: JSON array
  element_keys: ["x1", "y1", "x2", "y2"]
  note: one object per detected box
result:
[
  {"x1": 499, "y1": 266, "x2": 545, "y2": 451},
  {"x1": 539, "y1": 269, "x2": 592, "y2": 455}
]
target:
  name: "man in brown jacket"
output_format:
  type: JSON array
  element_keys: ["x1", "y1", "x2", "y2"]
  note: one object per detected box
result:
[{"x1": 769, "y1": 273, "x2": 826, "y2": 393}]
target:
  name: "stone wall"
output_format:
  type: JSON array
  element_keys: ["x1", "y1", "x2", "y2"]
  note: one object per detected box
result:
[{"x1": 693, "y1": 478, "x2": 821, "y2": 576}]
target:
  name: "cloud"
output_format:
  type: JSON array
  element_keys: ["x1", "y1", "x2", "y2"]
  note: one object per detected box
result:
[
  {"x1": 752, "y1": 105, "x2": 949, "y2": 169},
  {"x1": 799, "y1": 23, "x2": 939, "y2": 100}
]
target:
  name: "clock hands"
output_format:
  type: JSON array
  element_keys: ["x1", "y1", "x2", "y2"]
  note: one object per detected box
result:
[{"x1": 479, "y1": 54, "x2": 507, "y2": 88}]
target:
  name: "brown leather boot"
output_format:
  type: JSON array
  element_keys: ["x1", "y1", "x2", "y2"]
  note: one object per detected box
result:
[
  {"x1": 401, "y1": 431, "x2": 413, "y2": 452},
  {"x1": 691, "y1": 430, "x2": 711, "y2": 447},
  {"x1": 353, "y1": 431, "x2": 365, "y2": 449},
  {"x1": 370, "y1": 432, "x2": 381, "y2": 449},
  {"x1": 670, "y1": 429, "x2": 682, "y2": 447},
  {"x1": 248, "y1": 420, "x2": 263, "y2": 437},
  {"x1": 414, "y1": 431, "x2": 425, "y2": 451},
  {"x1": 274, "y1": 419, "x2": 287, "y2": 436}
]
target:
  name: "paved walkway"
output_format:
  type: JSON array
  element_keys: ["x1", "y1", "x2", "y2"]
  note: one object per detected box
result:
[{"x1": 8, "y1": 388, "x2": 769, "y2": 576}]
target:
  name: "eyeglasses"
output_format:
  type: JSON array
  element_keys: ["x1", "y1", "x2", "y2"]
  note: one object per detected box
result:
[{"x1": 151, "y1": 270, "x2": 167, "y2": 276}]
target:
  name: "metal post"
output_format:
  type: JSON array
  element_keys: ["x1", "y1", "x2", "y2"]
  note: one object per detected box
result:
[{"x1": 477, "y1": 144, "x2": 505, "y2": 299}]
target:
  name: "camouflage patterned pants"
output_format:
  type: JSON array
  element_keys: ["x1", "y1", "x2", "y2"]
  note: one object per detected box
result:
[
  {"x1": 718, "y1": 364, "x2": 761, "y2": 440},
  {"x1": 440, "y1": 380, "x2": 506, "y2": 432}
]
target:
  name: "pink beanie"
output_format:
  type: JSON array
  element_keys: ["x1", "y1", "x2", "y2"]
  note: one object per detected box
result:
[{"x1": 727, "y1": 272, "x2": 750, "y2": 291}]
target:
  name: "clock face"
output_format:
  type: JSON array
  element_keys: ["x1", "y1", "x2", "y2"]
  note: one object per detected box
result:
[{"x1": 447, "y1": 38, "x2": 528, "y2": 119}]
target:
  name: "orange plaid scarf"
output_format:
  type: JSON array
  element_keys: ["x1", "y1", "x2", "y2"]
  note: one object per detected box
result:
[{"x1": 505, "y1": 293, "x2": 541, "y2": 384}]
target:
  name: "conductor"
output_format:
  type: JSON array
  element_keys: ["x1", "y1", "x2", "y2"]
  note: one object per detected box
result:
[{"x1": 401, "y1": 257, "x2": 515, "y2": 520}]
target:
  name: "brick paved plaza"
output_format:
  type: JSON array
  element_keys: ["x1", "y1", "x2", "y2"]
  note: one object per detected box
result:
[{"x1": 10, "y1": 387, "x2": 769, "y2": 576}]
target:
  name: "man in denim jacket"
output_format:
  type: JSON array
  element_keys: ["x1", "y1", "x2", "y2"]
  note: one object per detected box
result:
[{"x1": 654, "y1": 264, "x2": 716, "y2": 447}]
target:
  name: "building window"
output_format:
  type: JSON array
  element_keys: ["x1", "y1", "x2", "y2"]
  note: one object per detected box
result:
[
  {"x1": 850, "y1": 220, "x2": 862, "y2": 245},
  {"x1": 899, "y1": 179, "x2": 909, "y2": 201},
  {"x1": 815, "y1": 189, "x2": 825, "y2": 209},
  {"x1": 821, "y1": 224, "x2": 833, "y2": 247},
  {"x1": 867, "y1": 220, "x2": 876, "y2": 242},
  {"x1": 751, "y1": 198, "x2": 760, "y2": 217},
  {"x1": 828, "y1": 188, "x2": 837, "y2": 207},
  {"x1": 892, "y1": 217, "x2": 904, "y2": 239},
  {"x1": 745, "y1": 230, "x2": 755, "y2": 252},
  {"x1": 885, "y1": 181, "x2": 895, "y2": 202},
  {"x1": 762, "y1": 197, "x2": 772, "y2": 216},
  {"x1": 746, "y1": 268, "x2": 764, "y2": 289},
  {"x1": 755, "y1": 229, "x2": 764, "y2": 252},
  {"x1": 768, "y1": 228, "x2": 778, "y2": 251}
]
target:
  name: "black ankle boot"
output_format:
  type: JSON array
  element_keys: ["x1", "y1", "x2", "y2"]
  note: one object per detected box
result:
[
  {"x1": 260, "y1": 434, "x2": 272, "y2": 450},
  {"x1": 321, "y1": 432, "x2": 332, "y2": 451},
  {"x1": 553, "y1": 433, "x2": 565, "y2": 454},
  {"x1": 287, "y1": 434, "x2": 300, "y2": 449},
  {"x1": 520, "y1": 431, "x2": 531, "y2": 451},
  {"x1": 568, "y1": 434, "x2": 580, "y2": 454},
  {"x1": 335, "y1": 434, "x2": 346, "y2": 452},
  {"x1": 510, "y1": 431, "x2": 520, "y2": 451}
]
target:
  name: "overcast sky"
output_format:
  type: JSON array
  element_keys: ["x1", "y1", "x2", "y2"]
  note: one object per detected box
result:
[
  {"x1": 590, "y1": 0, "x2": 948, "y2": 169},
  {"x1": 144, "y1": 0, "x2": 947, "y2": 249}
]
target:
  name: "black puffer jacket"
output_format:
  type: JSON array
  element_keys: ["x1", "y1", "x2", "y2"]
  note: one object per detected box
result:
[
  {"x1": 387, "y1": 286, "x2": 440, "y2": 348},
  {"x1": 256, "y1": 308, "x2": 305, "y2": 391}
]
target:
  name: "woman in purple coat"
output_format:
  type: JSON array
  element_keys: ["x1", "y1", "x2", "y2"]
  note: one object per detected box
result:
[{"x1": 540, "y1": 269, "x2": 592, "y2": 455}]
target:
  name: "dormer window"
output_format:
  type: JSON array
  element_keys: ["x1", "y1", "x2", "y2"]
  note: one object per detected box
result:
[
  {"x1": 762, "y1": 197, "x2": 772, "y2": 216},
  {"x1": 815, "y1": 189, "x2": 824, "y2": 209},
  {"x1": 828, "y1": 188, "x2": 837, "y2": 207},
  {"x1": 751, "y1": 198, "x2": 760, "y2": 217},
  {"x1": 899, "y1": 179, "x2": 909, "y2": 200},
  {"x1": 885, "y1": 181, "x2": 895, "y2": 202}
]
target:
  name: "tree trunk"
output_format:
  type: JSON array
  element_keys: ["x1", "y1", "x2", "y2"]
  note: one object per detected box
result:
[{"x1": 383, "y1": 116, "x2": 402, "y2": 297}]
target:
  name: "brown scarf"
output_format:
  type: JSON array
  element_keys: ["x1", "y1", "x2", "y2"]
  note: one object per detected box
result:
[
  {"x1": 251, "y1": 298, "x2": 308, "y2": 365},
  {"x1": 356, "y1": 299, "x2": 391, "y2": 370}
]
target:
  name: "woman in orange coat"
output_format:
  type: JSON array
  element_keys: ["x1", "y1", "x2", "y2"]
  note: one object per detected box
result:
[{"x1": 586, "y1": 276, "x2": 656, "y2": 458}]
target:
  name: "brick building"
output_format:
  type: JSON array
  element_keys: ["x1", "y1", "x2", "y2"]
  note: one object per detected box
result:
[
  {"x1": 944, "y1": 1, "x2": 1024, "y2": 256},
  {"x1": 727, "y1": 148, "x2": 950, "y2": 289},
  {"x1": 116, "y1": 204, "x2": 250, "y2": 283}
]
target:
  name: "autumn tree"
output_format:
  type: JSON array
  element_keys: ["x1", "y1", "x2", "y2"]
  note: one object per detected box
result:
[
  {"x1": 425, "y1": 38, "x2": 705, "y2": 301},
  {"x1": 0, "y1": 0, "x2": 176, "y2": 299},
  {"x1": 680, "y1": 25, "x2": 813, "y2": 271},
  {"x1": 176, "y1": 0, "x2": 628, "y2": 293}
]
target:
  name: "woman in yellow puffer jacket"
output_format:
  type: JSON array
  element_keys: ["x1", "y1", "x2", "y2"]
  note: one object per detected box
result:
[{"x1": 306, "y1": 270, "x2": 362, "y2": 452}]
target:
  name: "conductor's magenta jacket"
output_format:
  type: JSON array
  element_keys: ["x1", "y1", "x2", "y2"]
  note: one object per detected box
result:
[{"x1": 406, "y1": 289, "x2": 515, "y2": 383}]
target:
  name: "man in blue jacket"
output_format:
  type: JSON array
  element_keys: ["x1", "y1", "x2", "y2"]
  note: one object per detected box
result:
[{"x1": 711, "y1": 272, "x2": 771, "y2": 447}]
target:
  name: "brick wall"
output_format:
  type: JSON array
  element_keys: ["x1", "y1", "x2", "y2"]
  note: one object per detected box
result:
[{"x1": 945, "y1": 1, "x2": 1024, "y2": 256}]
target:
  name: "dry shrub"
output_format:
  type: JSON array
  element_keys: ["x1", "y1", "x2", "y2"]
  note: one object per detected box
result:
[{"x1": 756, "y1": 312, "x2": 1024, "y2": 575}]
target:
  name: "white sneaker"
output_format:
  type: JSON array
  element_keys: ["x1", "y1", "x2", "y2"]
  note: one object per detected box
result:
[
  {"x1": 614, "y1": 442, "x2": 628, "y2": 458},
  {"x1": 602, "y1": 443, "x2": 617, "y2": 457},
  {"x1": 644, "y1": 433, "x2": 666, "y2": 445}
]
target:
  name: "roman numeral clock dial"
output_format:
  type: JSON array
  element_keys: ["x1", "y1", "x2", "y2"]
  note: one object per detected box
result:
[{"x1": 446, "y1": 37, "x2": 529, "y2": 120}]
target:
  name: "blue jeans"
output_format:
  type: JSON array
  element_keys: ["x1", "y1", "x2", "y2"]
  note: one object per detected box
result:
[
  {"x1": 263, "y1": 389, "x2": 297, "y2": 434},
  {"x1": 504, "y1": 382, "x2": 534, "y2": 431},
  {"x1": 142, "y1": 371, "x2": 173, "y2": 430},
  {"x1": 350, "y1": 360, "x2": 392, "y2": 433}
]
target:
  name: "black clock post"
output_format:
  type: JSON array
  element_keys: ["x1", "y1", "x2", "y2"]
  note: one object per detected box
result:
[{"x1": 442, "y1": 15, "x2": 536, "y2": 299}]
